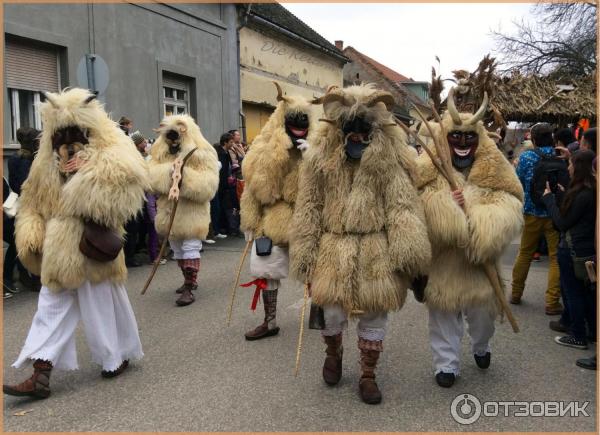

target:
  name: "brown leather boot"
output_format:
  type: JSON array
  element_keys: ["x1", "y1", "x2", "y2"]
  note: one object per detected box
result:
[
  {"x1": 245, "y1": 289, "x2": 279, "y2": 340},
  {"x1": 322, "y1": 333, "x2": 343, "y2": 386},
  {"x1": 358, "y1": 338, "x2": 383, "y2": 404},
  {"x1": 175, "y1": 283, "x2": 197, "y2": 294},
  {"x1": 3, "y1": 359, "x2": 52, "y2": 399},
  {"x1": 176, "y1": 284, "x2": 195, "y2": 306}
]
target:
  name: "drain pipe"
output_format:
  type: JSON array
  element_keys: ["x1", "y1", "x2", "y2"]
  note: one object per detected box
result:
[{"x1": 237, "y1": 4, "x2": 252, "y2": 144}]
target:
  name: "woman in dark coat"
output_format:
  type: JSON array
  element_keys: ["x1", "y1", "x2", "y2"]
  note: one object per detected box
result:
[{"x1": 542, "y1": 150, "x2": 596, "y2": 355}]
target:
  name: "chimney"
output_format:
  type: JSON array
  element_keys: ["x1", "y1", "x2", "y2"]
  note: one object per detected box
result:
[{"x1": 335, "y1": 40, "x2": 343, "y2": 50}]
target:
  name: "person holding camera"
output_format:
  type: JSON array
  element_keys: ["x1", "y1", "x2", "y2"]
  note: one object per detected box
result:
[
  {"x1": 511, "y1": 123, "x2": 565, "y2": 315},
  {"x1": 542, "y1": 150, "x2": 596, "y2": 351}
]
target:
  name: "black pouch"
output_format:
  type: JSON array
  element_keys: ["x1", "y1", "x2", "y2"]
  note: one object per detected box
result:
[
  {"x1": 255, "y1": 236, "x2": 272, "y2": 256},
  {"x1": 308, "y1": 303, "x2": 325, "y2": 330}
]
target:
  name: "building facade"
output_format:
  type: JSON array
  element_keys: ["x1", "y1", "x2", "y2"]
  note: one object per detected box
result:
[
  {"x1": 238, "y1": 3, "x2": 347, "y2": 143},
  {"x1": 339, "y1": 42, "x2": 431, "y2": 123},
  {"x1": 3, "y1": 3, "x2": 241, "y2": 160}
]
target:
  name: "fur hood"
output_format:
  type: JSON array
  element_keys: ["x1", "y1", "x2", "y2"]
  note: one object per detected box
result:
[
  {"x1": 16, "y1": 88, "x2": 149, "y2": 291},
  {"x1": 240, "y1": 90, "x2": 316, "y2": 246},
  {"x1": 416, "y1": 112, "x2": 523, "y2": 202},
  {"x1": 148, "y1": 114, "x2": 219, "y2": 241},
  {"x1": 290, "y1": 84, "x2": 431, "y2": 314}
]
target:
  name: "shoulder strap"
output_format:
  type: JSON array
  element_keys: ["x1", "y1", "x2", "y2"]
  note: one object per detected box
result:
[{"x1": 532, "y1": 148, "x2": 548, "y2": 160}]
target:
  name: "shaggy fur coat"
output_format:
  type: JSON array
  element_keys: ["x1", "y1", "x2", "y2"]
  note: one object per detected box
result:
[
  {"x1": 240, "y1": 95, "x2": 314, "y2": 246},
  {"x1": 415, "y1": 113, "x2": 524, "y2": 314},
  {"x1": 148, "y1": 115, "x2": 219, "y2": 241},
  {"x1": 290, "y1": 85, "x2": 432, "y2": 314},
  {"x1": 15, "y1": 88, "x2": 150, "y2": 292}
]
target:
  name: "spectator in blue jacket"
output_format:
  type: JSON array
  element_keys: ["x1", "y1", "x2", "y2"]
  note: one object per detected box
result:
[{"x1": 511, "y1": 123, "x2": 562, "y2": 314}]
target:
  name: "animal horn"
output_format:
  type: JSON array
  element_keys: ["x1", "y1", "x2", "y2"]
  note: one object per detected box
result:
[
  {"x1": 465, "y1": 91, "x2": 489, "y2": 126},
  {"x1": 273, "y1": 81, "x2": 288, "y2": 102},
  {"x1": 321, "y1": 92, "x2": 350, "y2": 106},
  {"x1": 83, "y1": 94, "x2": 97, "y2": 105},
  {"x1": 447, "y1": 87, "x2": 462, "y2": 125},
  {"x1": 43, "y1": 92, "x2": 59, "y2": 108},
  {"x1": 367, "y1": 91, "x2": 395, "y2": 110},
  {"x1": 312, "y1": 84, "x2": 340, "y2": 104}
]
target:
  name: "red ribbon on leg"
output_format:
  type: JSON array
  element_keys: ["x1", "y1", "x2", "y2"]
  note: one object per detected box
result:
[{"x1": 240, "y1": 278, "x2": 268, "y2": 311}]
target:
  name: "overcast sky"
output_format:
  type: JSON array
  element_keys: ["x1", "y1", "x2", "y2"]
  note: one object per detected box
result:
[{"x1": 284, "y1": 3, "x2": 535, "y2": 83}]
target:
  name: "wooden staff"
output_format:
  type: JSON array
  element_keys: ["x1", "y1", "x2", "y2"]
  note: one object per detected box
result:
[
  {"x1": 141, "y1": 148, "x2": 196, "y2": 295},
  {"x1": 408, "y1": 104, "x2": 520, "y2": 333},
  {"x1": 226, "y1": 239, "x2": 252, "y2": 326},
  {"x1": 294, "y1": 282, "x2": 310, "y2": 377}
]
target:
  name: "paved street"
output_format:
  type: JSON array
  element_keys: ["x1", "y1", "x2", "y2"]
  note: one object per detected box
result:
[{"x1": 3, "y1": 237, "x2": 596, "y2": 432}]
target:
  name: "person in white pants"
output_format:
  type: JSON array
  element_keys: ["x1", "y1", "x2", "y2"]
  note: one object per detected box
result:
[
  {"x1": 3, "y1": 88, "x2": 150, "y2": 399},
  {"x1": 13, "y1": 282, "x2": 143, "y2": 374},
  {"x1": 413, "y1": 86, "x2": 524, "y2": 388},
  {"x1": 428, "y1": 305, "x2": 495, "y2": 377}
]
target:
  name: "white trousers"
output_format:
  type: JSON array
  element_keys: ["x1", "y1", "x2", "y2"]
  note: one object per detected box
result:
[
  {"x1": 321, "y1": 304, "x2": 388, "y2": 341},
  {"x1": 13, "y1": 280, "x2": 143, "y2": 372},
  {"x1": 428, "y1": 305, "x2": 495, "y2": 376},
  {"x1": 169, "y1": 238, "x2": 202, "y2": 260}
]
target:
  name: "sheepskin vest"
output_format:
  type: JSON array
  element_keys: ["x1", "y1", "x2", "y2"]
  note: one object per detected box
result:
[
  {"x1": 290, "y1": 124, "x2": 432, "y2": 314},
  {"x1": 149, "y1": 143, "x2": 219, "y2": 241},
  {"x1": 415, "y1": 135, "x2": 524, "y2": 314},
  {"x1": 16, "y1": 131, "x2": 149, "y2": 293},
  {"x1": 240, "y1": 122, "x2": 302, "y2": 247}
]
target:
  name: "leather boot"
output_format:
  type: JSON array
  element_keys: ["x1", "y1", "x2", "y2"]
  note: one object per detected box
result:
[
  {"x1": 176, "y1": 267, "x2": 197, "y2": 306},
  {"x1": 3, "y1": 359, "x2": 52, "y2": 399},
  {"x1": 358, "y1": 338, "x2": 383, "y2": 404},
  {"x1": 322, "y1": 333, "x2": 343, "y2": 386},
  {"x1": 175, "y1": 283, "x2": 197, "y2": 294},
  {"x1": 245, "y1": 289, "x2": 279, "y2": 340},
  {"x1": 176, "y1": 284, "x2": 195, "y2": 306}
]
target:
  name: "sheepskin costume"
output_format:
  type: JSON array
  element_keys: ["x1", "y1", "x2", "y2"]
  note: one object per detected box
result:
[
  {"x1": 148, "y1": 114, "x2": 219, "y2": 306},
  {"x1": 239, "y1": 83, "x2": 315, "y2": 340},
  {"x1": 414, "y1": 89, "x2": 523, "y2": 383},
  {"x1": 16, "y1": 88, "x2": 149, "y2": 290},
  {"x1": 290, "y1": 84, "x2": 431, "y2": 404},
  {"x1": 5, "y1": 88, "x2": 148, "y2": 398}
]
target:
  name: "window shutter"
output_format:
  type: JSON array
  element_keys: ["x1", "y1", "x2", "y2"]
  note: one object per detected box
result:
[
  {"x1": 163, "y1": 74, "x2": 188, "y2": 91},
  {"x1": 5, "y1": 39, "x2": 59, "y2": 92}
]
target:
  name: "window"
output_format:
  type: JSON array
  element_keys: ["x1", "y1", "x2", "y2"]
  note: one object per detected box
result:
[
  {"x1": 8, "y1": 89, "x2": 43, "y2": 141},
  {"x1": 162, "y1": 73, "x2": 190, "y2": 116},
  {"x1": 5, "y1": 37, "x2": 60, "y2": 143}
]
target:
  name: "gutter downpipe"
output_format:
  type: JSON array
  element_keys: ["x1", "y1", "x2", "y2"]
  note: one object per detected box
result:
[{"x1": 237, "y1": 4, "x2": 252, "y2": 144}]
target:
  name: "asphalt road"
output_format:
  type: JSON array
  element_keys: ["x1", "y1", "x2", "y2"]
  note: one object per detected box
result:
[{"x1": 3, "y1": 237, "x2": 596, "y2": 432}]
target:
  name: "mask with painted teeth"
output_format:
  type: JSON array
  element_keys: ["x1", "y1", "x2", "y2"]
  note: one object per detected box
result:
[
  {"x1": 284, "y1": 113, "x2": 309, "y2": 147},
  {"x1": 447, "y1": 130, "x2": 479, "y2": 168},
  {"x1": 342, "y1": 116, "x2": 372, "y2": 160}
]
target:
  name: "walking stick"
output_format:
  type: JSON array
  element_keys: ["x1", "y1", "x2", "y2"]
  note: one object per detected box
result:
[
  {"x1": 294, "y1": 282, "x2": 310, "y2": 377},
  {"x1": 226, "y1": 239, "x2": 252, "y2": 326},
  {"x1": 141, "y1": 148, "x2": 196, "y2": 295},
  {"x1": 399, "y1": 102, "x2": 519, "y2": 333}
]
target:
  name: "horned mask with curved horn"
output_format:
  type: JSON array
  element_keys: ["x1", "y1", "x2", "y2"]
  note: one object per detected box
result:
[
  {"x1": 447, "y1": 87, "x2": 489, "y2": 126},
  {"x1": 273, "y1": 81, "x2": 288, "y2": 103}
]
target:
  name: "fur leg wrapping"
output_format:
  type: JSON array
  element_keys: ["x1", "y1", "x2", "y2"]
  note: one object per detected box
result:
[{"x1": 323, "y1": 333, "x2": 343, "y2": 386}]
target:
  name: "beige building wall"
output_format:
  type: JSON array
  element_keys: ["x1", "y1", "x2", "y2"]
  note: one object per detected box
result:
[{"x1": 240, "y1": 27, "x2": 343, "y2": 142}]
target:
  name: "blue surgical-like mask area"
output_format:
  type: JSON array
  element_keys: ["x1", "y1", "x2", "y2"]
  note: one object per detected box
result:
[{"x1": 342, "y1": 116, "x2": 372, "y2": 160}]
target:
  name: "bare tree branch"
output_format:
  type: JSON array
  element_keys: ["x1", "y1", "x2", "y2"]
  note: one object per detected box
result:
[{"x1": 492, "y1": 2, "x2": 596, "y2": 76}]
